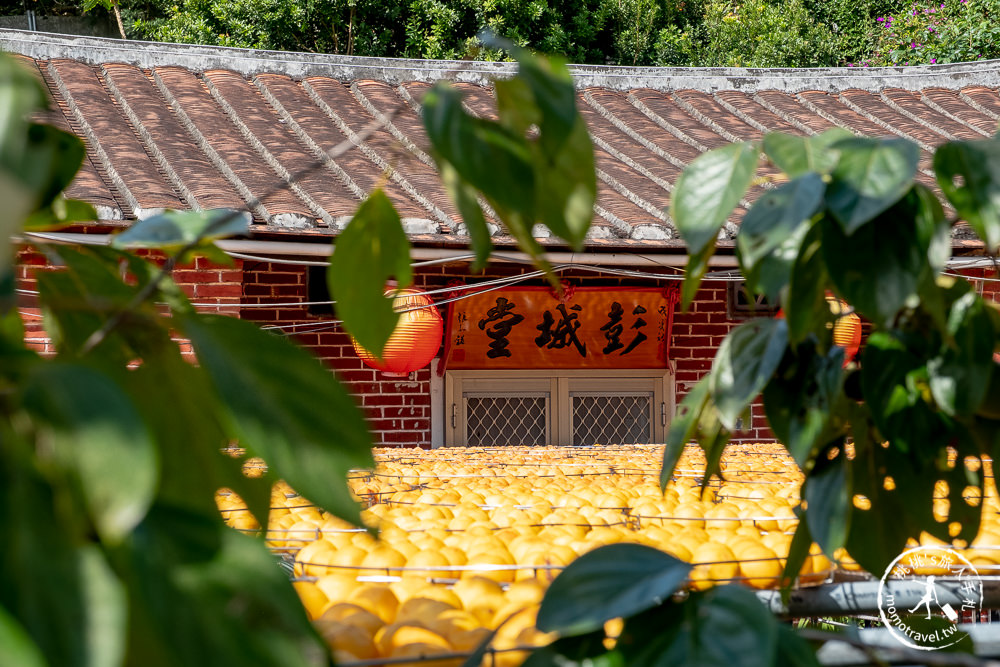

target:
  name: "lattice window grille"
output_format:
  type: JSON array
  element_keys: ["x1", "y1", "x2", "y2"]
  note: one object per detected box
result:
[
  {"x1": 465, "y1": 395, "x2": 548, "y2": 446},
  {"x1": 572, "y1": 393, "x2": 652, "y2": 446}
]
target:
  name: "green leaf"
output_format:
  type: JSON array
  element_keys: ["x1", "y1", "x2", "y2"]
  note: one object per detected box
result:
[
  {"x1": 35, "y1": 245, "x2": 149, "y2": 364},
  {"x1": 523, "y1": 631, "x2": 624, "y2": 667},
  {"x1": 934, "y1": 138, "x2": 1000, "y2": 252},
  {"x1": 0, "y1": 59, "x2": 49, "y2": 273},
  {"x1": 513, "y1": 48, "x2": 577, "y2": 154},
  {"x1": 181, "y1": 314, "x2": 373, "y2": 527},
  {"x1": 781, "y1": 516, "x2": 813, "y2": 597},
  {"x1": 0, "y1": 605, "x2": 46, "y2": 667},
  {"x1": 123, "y1": 511, "x2": 323, "y2": 667},
  {"x1": 0, "y1": 57, "x2": 46, "y2": 159},
  {"x1": 533, "y1": 115, "x2": 596, "y2": 251},
  {"x1": 737, "y1": 173, "x2": 824, "y2": 301},
  {"x1": 763, "y1": 343, "x2": 845, "y2": 468},
  {"x1": 846, "y1": 414, "x2": 923, "y2": 575},
  {"x1": 0, "y1": 173, "x2": 34, "y2": 279},
  {"x1": 938, "y1": 428, "x2": 984, "y2": 544},
  {"x1": 0, "y1": 467, "x2": 127, "y2": 667},
  {"x1": 803, "y1": 443, "x2": 851, "y2": 557},
  {"x1": 536, "y1": 544, "x2": 691, "y2": 636},
  {"x1": 710, "y1": 317, "x2": 788, "y2": 430},
  {"x1": 821, "y1": 189, "x2": 928, "y2": 327},
  {"x1": 423, "y1": 82, "x2": 535, "y2": 216},
  {"x1": 21, "y1": 363, "x2": 157, "y2": 543},
  {"x1": 441, "y1": 162, "x2": 492, "y2": 270},
  {"x1": 774, "y1": 623, "x2": 822, "y2": 667},
  {"x1": 458, "y1": 625, "x2": 499, "y2": 667},
  {"x1": 124, "y1": 343, "x2": 271, "y2": 530},
  {"x1": 826, "y1": 137, "x2": 920, "y2": 233},
  {"x1": 111, "y1": 208, "x2": 251, "y2": 250},
  {"x1": 762, "y1": 128, "x2": 852, "y2": 178},
  {"x1": 327, "y1": 189, "x2": 412, "y2": 357},
  {"x1": 928, "y1": 292, "x2": 996, "y2": 416},
  {"x1": 698, "y1": 418, "x2": 731, "y2": 489},
  {"x1": 661, "y1": 377, "x2": 710, "y2": 490},
  {"x1": 784, "y1": 220, "x2": 830, "y2": 345},
  {"x1": 618, "y1": 587, "x2": 779, "y2": 667},
  {"x1": 861, "y1": 331, "x2": 944, "y2": 456},
  {"x1": 671, "y1": 142, "x2": 758, "y2": 308},
  {"x1": 23, "y1": 196, "x2": 97, "y2": 230},
  {"x1": 13, "y1": 124, "x2": 86, "y2": 210},
  {"x1": 911, "y1": 184, "x2": 950, "y2": 275},
  {"x1": 495, "y1": 75, "x2": 542, "y2": 138}
]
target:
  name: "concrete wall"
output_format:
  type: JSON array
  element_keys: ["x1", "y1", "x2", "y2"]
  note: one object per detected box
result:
[{"x1": 0, "y1": 15, "x2": 117, "y2": 38}]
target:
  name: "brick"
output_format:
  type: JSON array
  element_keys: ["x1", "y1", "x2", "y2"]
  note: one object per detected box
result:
[
  {"x1": 243, "y1": 284, "x2": 274, "y2": 297},
  {"x1": 244, "y1": 309, "x2": 280, "y2": 322},
  {"x1": 340, "y1": 369, "x2": 377, "y2": 383},
  {"x1": 689, "y1": 324, "x2": 731, "y2": 337},
  {"x1": 173, "y1": 270, "x2": 220, "y2": 284},
  {"x1": 364, "y1": 394, "x2": 405, "y2": 406},
  {"x1": 218, "y1": 270, "x2": 243, "y2": 283},
  {"x1": 255, "y1": 272, "x2": 302, "y2": 285},
  {"x1": 194, "y1": 284, "x2": 243, "y2": 298}
]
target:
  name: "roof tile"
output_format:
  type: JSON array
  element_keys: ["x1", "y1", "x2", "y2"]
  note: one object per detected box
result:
[{"x1": 4, "y1": 31, "x2": 996, "y2": 251}]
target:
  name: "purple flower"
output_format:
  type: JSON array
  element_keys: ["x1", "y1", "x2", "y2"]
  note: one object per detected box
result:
[
  {"x1": 877, "y1": 16, "x2": 885, "y2": 21},
  {"x1": 928, "y1": 26, "x2": 935, "y2": 31},
  {"x1": 848, "y1": 63, "x2": 855, "y2": 67},
  {"x1": 911, "y1": 42, "x2": 917, "y2": 48},
  {"x1": 931, "y1": 57, "x2": 937, "y2": 63}
]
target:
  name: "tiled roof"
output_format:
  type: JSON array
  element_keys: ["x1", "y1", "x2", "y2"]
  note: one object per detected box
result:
[{"x1": 3, "y1": 29, "x2": 1000, "y2": 250}]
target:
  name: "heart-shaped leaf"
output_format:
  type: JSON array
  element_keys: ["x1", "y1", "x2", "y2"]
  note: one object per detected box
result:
[{"x1": 536, "y1": 544, "x2": 690, "y2": 636}]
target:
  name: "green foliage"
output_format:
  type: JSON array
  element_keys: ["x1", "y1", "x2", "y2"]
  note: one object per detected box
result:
[
  {"x1": 535, "y1": 544, "x2": 691, "y2": 636},
  {"x1": 664, "y1": 130, "x2": 1000, "y2": 579},
  {"x1": 15, "y1": 0, "x2": 1000, "y2": 67},
  {"x1": 0, "y1": 46, "x2": 608, "y2": 665},
  {"x1": 670, "y1": 141, "x2": 758, "y2": 308},
  {"x1": 867, "y1": 0, "x2": 1000, "y2": 66},
  {"x1": 326, "y1": 189, "x2": 412, "y2": 357},
  {"x1": 423, "y1": 42, "x2": 596, "y2": 273},
  {"x1": 802, "y1": 0, "x2": 909, "y2": 65},
  {"x1": 684, "y1": 0, "x2": 840, "y2": 67},
  {"x1": 0, "y1": 51, "x2": 374, "y2": 664},
  {"x1": 531, "y1": 562, "x2": 821, "y2": 667}
]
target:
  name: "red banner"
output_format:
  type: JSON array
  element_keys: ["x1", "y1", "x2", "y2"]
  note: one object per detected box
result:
[{"x1": 442, "y1": 285, "x2": 679, "y2": 371}]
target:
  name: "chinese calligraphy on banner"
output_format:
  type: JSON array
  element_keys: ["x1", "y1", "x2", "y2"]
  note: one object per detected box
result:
[{"x1": 442, "y1": 286, "x2": 679, "y2": 370}]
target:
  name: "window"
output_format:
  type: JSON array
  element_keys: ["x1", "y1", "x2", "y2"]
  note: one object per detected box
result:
[
  {"x1": 306, "y1": 266, "x2": 334, "y2": 316},
  {"x1": 443, "y1": 368, "x2": 674, "y2": 446},
  {"x1": 727, "y1": 281, "x2": 779, "y2": 319}
]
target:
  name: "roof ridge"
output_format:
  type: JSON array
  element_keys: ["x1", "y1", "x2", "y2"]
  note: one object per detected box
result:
[{"x1": 6, "y1": 29, "x2": 1000, "y2": 93}]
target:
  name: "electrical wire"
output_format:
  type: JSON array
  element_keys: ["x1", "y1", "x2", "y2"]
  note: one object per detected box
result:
[{"x1": 14, "y1": 236, "x2": 996, "y2": 326}]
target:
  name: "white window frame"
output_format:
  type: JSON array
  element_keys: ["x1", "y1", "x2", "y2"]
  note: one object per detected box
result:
[{"x1": 442, "y1": 366, "x2": 675, "y2": 447}]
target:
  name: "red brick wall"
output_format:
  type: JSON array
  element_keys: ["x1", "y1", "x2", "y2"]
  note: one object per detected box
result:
[
  {"x1": 236, "y1": 259, "x2": 766, "y2": 447},
  {"x1": 15, "y1": 244, "x2": 1000, "y2": 449},
  {"x1": 15, "y1": 245, "x2": 243, "y2": 356},
  {"x1": 671, "y1": 280, "x2": 774, "y2": 442},
  {"x1": 239, "y1": 261, "x2": 434, "y2": 448},
  {"x1": 15, "y1": 247, "x2": 53, "y2": 355}
]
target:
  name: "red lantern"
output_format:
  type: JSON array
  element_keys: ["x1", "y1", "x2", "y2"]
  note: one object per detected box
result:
[
  {"x1": 352, "y1": 289, "x2": 443, "y2": 376},
  {"x1": 775, "y1": 294, "x2": 862, "y2": 365},
  {"x1": 827, "y1": 295, "x2": 862, "y2": 363}
]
